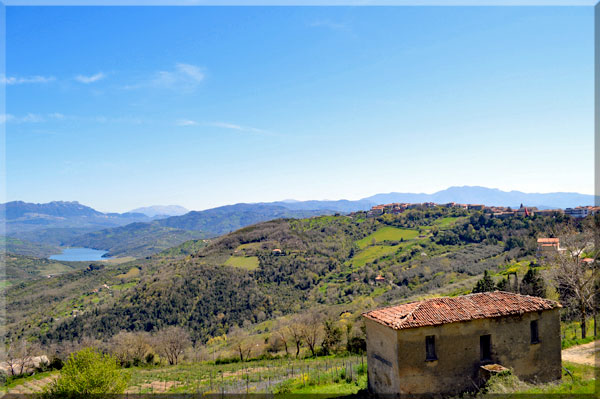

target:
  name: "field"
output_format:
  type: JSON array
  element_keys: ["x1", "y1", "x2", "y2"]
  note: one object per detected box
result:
[
  {"x1": 348, "y1": 244, "x2": 402, "y2": 268},
  {"x1": 116, "y1": 267, "x2": 141, "y2": 279},
  {"x1": 124, "y1": 355, "x2": 365, "y2": 394},
  {"x1": 356, "y1": 226, "x2": 419, "y2": 249},
  {"x1": 4, "y1": 350, "x2": 597, "y2": 396},
  {"x1": 224, "y1": 256, "x2": 260, "y2": 270},
  {"x1": 434, "y1": 216, "x2": 469, "y2": 228}
]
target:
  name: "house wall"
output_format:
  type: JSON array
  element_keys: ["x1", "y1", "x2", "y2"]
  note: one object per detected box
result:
[
  {"x1": 364, "y1": 318, "x2": 401, "y2": 394},
  {"x1": 365, "y1": 308, "x2": 561, "y2": 396}
]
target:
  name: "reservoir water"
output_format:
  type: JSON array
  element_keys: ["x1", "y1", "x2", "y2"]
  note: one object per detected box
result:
[{"x1": 49, "y1": 247, "x2": 109, "y2": 261}]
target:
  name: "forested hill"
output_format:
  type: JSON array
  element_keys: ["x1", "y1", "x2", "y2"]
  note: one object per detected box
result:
[
  {"x1": 66, "y1": 222, "x2": 209, "y2": 258},
  {"x1": 156, "y1": 203, "x2": 334, "y2": 235},
  {"x1": 6, "y1": 206, "x2": 576, "y2": 344}
]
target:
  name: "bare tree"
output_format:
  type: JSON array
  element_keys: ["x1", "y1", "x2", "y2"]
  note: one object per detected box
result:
[
  {"x1": 228, "y1": 327, "x2": 253, "y2": 362},
  {"x1": 4, "y1": 340, "x2": 40, "y2": 376},
  {"x1": 548, "y1": 227, "x2": 598, "y2": 339},
  {"x1": 111, "y1": 331, "x2": 152, "y2": 365},
  {"x1": 286, "y1": 319, "x2": 304, "y2": 358},
  {"x1": 301, "y1": 310, "x2": 323, "y2": 357},
  {"x1": 273, "y1": 321, "x2": 289, "y2": 356},
  {"x1": 154, "y1": 326, "x2": 191, "y2": 365}
]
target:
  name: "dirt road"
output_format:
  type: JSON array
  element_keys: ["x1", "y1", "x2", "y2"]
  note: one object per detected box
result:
[{"x1": 561, "y1": 341, "x2": 598, "y2": 366}]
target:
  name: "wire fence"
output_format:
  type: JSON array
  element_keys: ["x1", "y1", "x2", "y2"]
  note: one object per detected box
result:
[{"x1": 128, "y1": 354, "x2": 366, "y2": 394}]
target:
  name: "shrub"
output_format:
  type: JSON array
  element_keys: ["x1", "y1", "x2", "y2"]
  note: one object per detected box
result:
[{"x1": 41, "y1": 347, "x2": 129, "y2": 398}]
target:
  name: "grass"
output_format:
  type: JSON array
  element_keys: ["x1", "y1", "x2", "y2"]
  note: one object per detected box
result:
[
  {"x1": 124, "y1": 355, "x2": 365, "y2": 394},
  {"x1": 356, "y1": 226, "x2": 419, "y2": 249},
  {"x1": 433, "y1": 216, "x2": 468, "y2": 228},
  {"x1": 103, "y1": 256, "x2": 136, "y2": 265},
  {"x1": 224, "y1": 256, "x2": 260, "y2": 270},
  {"x1": 561, "y1": 318, "x2": 598, "y2": 346},
  {"x1": 116, "y1": 267, "x2": 141, "y2": 279},
  {"x1": 1, "y1": 370, "x2": 57, "y2": 392},
  {"x1": 235, "y1": 242, "x2": 265, "y2": 251},
  {"x1": 112, "y1": 281, "x2": 137, "y2": 291},
  {"x1": 274, "y1": 360, "x2": 367, "y2": 395},
  {"x1": 521, "y1": 361, "x2": 597, "y2": 395},
  {"x1": 562, "y1": 334, "x2": 598, "y2": 349},
  {"x1": 349, "y1": 244, "x2": 401, "y2": 268}
]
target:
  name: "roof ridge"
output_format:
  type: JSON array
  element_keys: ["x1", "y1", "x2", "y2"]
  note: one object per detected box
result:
[
  {"x1": 363, "y1": 291, "x2": 561, "y2": 330},
  {"x1": 395, "y1": 301, "x2": 423, "y2": 328}
]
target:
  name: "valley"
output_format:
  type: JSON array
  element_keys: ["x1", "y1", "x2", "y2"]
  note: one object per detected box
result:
[{"x1": 1, "y1": 196, "x2": 597, "y2": 397}]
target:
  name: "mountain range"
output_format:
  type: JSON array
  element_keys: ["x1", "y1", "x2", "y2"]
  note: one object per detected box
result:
[
  {"x1": 270, "y1": 186, "x2": 596, "y2": 212},
  {"x1": 1, "y1": 186, "x2": 595, "y2": 259}
]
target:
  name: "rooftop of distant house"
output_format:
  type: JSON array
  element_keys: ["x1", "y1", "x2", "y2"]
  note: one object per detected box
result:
[
  {"x1": 362, "y1": 291, "x2": 560, "y2": 330},
  {"x1": 537, "y1": 238, "x2": 559, "y2": 244}
]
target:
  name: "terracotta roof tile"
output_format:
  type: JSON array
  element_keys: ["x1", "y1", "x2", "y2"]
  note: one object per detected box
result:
[
  {"x1": 537, "y1": 238, "x2": 559, "y2": 244},
  {"x1": 362, "y1": 291, "x2": 561, "y2": 330}
]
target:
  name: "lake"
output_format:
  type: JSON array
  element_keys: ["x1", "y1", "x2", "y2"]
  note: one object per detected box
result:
[{"x1": 49, "y1": 247, "x2": 109, "y2": 261}]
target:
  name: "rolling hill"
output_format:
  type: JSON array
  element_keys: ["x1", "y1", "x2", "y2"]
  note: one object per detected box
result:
[
  {"x1": 0, "y1": 200, "x2": 155, "y2": 236},
  {"x1": 65, "y1": 222, "x2": 209, "y2": 258},
  {"x1": 155, "y1": 203, "x2": 335, "y2": 235},
  {"x1": 5, "y1": 205, "x2": 574, "y2": 344}
]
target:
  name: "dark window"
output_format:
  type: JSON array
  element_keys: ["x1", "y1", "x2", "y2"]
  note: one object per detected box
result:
[
  {"x1": 480, "y1": 335, "x2": 491, "y2": 361},
  {"x1": 425, "y1": 335, "x2": 437, "y2": 361},
  {"x1": 531, "y1": 320, "x2": 540, "y2": 344}
]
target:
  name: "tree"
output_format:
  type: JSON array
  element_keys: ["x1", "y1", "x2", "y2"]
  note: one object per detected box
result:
[
  {"x1": 4, "y1": 340, "x2": 39, "y2": 377},
  {"x1": 321, "y1": 318, "x2": 342, "y2": 355},
  {"x1": 154, "y1": 326, "x2": 191, "y2": 365},
  {"x1": 41, "y1": 347, "x2": 129, "y2": 398},
  {"x1": 286, "y1": 320, "x2": 304, "y2": 358},
  {"x1": 548, "y1": 228, "x2": 598, "y2": 339},
  {"x1": 228, "y1": 327, "x2": 253, "y2": 362},
  {"x1": 472, "y1": 270, "x2": 496, "y2": 293},
  {"x1": 301, "y1": 310, "x2": 323, "y2": 357},
  {"x1": 273, "y1": 321, "x2": 290, "y2": 356},
  {"x1": 520, "y1": 267, "x2": 546, "y2": 298},
  {"x1": 110, "y1": 331, "x2": 152, "y2": 366}
]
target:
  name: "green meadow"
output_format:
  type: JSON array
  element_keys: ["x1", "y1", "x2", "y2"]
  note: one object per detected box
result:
[
  {"x1": 356, "y1": 226, "x2": 419, "y2": 249},
  {"x1": 224, "y1": 256, "x2": 260, "y2": 270}
]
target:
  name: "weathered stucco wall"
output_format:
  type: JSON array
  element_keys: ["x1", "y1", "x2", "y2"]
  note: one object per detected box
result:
[
  {"x1": 365, "y1": 308, "x2": 561, "y2": 396},
  {"x1": 365, "y1": 318, "x2": 401, "y2": 394}
]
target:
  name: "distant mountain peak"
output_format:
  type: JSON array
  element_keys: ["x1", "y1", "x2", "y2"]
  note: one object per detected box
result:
[{"x1": 130, "y1": 205, "x2": 189, "y2": 218}]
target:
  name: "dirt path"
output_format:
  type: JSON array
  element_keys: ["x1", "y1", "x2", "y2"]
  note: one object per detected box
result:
[{"x1": 562, "y1": 341, "x2": 598, "y2": 366}]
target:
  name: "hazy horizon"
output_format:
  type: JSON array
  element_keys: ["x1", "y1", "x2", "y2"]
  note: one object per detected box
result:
[{"x1": 3, "y1": 184, "x2": 596, "y2": 214}]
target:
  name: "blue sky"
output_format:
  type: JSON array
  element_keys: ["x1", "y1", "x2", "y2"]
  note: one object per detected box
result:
[{"x1": 4, "y1": 6, "x2": 594, "y2": 212}]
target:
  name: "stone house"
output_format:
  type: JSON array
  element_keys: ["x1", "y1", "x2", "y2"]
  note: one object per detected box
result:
[
  {"x1": 537, "y1": 237, "x2": 560, "y2": 258},
  {"x1": 362, "y1": 291, "x2": 562, "y2": 396}
]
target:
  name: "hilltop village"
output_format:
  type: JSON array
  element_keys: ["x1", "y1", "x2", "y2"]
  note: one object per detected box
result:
[{"x1": 364, "y1": 202, "x2": 599, "y2": 219}]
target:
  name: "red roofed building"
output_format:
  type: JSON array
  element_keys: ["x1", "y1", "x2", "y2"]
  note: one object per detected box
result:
[
  {"x1": 362, "y1": 291, "x2": 562, "y2": 396},
  {"x1": 537, "y1": 237, "x2": 560, "y2": 257}
]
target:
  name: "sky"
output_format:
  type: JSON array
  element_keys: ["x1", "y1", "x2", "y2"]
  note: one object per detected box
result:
[{"x1": 3, "y1": 6, "x2": 594, "y2": 212}]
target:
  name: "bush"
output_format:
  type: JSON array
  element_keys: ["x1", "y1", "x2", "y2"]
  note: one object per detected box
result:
[
  {"x1": 41, "y1": 347, "x2": 129, "y2": 398},
  {"x1": 481, "y1": 369, "x2": 529, "y2": 394}
]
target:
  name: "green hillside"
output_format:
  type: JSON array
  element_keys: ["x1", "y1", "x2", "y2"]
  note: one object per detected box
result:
[
  {"x1": 1, "y1": 253, "x2": 89, "y2": 289},
  {"x1": 1, "y1": 236, "x2": 60, "y2": 258},
  {"x1": 65, "y1": 222, "x2": 208, "y2": 258},
  {"x1": 5, "y1": 206, "x2": 572, "y2": 344}
]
